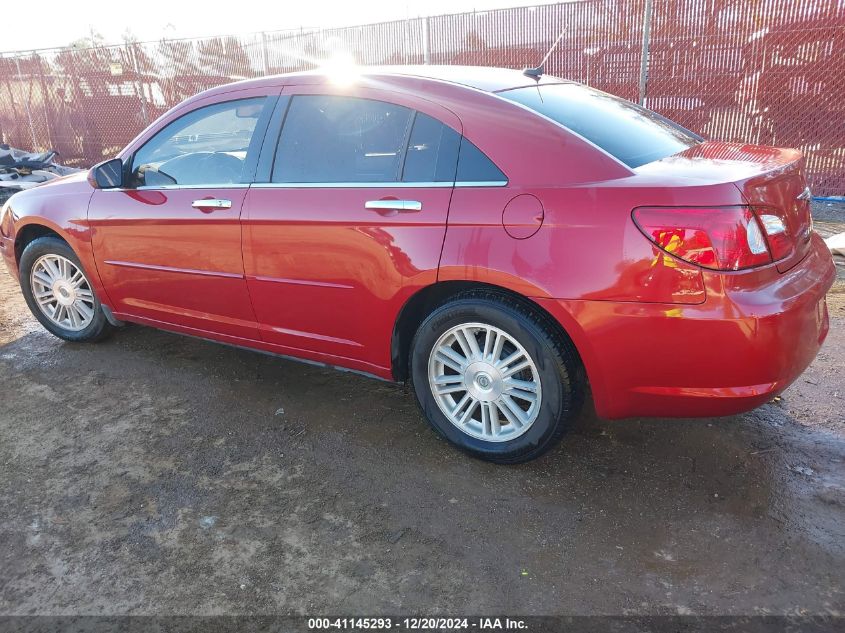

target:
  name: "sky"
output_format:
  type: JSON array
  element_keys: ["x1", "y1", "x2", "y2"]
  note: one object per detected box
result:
[{"x1": 8, "y1": 0, "x2": 552, "y2": 52}]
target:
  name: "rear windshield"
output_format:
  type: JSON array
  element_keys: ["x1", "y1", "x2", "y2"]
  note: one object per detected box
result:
[{"x1": 498, "y1": 83, "x2": 700, "y2": 168}]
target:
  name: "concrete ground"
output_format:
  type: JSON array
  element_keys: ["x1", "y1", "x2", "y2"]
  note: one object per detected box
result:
[{"x1": 0, "y1": 204, "x2": 843, "y2": 616}]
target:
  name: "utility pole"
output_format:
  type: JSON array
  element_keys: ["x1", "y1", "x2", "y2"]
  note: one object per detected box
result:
[
  {"x1": 638, "y1": 0, "x2": 653, "y2": 106},
  {"x1": 423, "y1": 17, "x2": 431, "y2": 65},
  {"x1": 261, "y1": 32, "x2": 270, "y2": 75},
  {"x1": 129, "y1": 44, "x2": 149, "y2": 125},
  {"x1": 14, "y1": 56, "x2": 37, "y2": 149}
]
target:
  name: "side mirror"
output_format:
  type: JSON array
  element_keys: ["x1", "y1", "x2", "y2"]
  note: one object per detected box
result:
[{"x1": 90, "y1": 158, "x2": 124, "y2": 189}]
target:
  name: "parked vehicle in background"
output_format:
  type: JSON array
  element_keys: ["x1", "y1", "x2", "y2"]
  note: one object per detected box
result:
[{"x1": 0, "y1": 66, "x2": 835, "y2": 463}]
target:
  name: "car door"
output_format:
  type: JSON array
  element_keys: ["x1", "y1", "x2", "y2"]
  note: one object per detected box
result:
[
  {"x1": 242, "y1": 88, "x2": 462, "y2": 371},
  {"x1": 88, "y1": 90, "x2": 278, "y2": 340}
]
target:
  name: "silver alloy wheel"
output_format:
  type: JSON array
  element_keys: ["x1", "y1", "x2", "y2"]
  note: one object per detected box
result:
[
  {"x1": 29, "y1": 254, "x2": 96, "y2": 332},
  {"x1": 427, "y1": 322, "x2": 542, "y2": 442}
]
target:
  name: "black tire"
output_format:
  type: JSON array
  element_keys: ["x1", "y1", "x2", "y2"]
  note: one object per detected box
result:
[
  {"x1": 19, "y1": 236, "x2": 112, "y2": 342},
  {"x1": 410, "y1": 290, "x2": 585, "y2": 464}
]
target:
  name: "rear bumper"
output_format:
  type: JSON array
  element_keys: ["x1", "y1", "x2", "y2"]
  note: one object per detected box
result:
[{"x1": 538, "y1": 232, "x2": 836, "y2": 419}]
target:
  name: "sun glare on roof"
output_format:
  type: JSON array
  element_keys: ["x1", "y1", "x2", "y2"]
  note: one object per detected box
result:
[{"x1": 321, "y1": 53, "x2": 359, "y2": 87}]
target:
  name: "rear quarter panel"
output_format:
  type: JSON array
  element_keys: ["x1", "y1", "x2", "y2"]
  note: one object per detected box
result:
[
  {"x1": 438, "y1": 174, "x2": 751, "y2": 420},
  {"x1": 439, "y1": 177, "x2": 745, "y2": 302}
]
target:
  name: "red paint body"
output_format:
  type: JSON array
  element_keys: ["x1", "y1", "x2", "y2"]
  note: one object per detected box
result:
[{"x1": 0, "y1": 67, "x2": 835, "y2": 419}]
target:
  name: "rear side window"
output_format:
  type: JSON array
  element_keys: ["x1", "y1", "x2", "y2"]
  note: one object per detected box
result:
[
  {"x1": 402, "y1": 113, "x2": 460, "y2": 183},
  {"x1": 273, "y1": 95, "x2": 413, "y2": 183},
  {"x1": 131, "y1": 97, "x2": 266, "y2": 187},
  {"x1": 498, "y1": 84, "x2": 699, "y2": 168},
  {"x1": 456, "y1": 138, "x2": 507, "y2": 182}
]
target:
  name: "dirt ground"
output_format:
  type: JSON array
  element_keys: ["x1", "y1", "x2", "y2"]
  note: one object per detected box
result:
[{"x1": 0, "y1": 203, "x2": 843, "y2": 616}]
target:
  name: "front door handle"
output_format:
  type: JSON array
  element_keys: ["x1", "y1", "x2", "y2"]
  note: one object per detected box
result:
[
  {"x1": 192, "y1": 198, "x2": 232, "y2": 210},
  {"x1": 365, "y1": 199, "x2": 423, "y2": 214}
]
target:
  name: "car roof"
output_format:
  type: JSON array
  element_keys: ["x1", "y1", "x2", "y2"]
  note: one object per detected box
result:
[
  {"x1": 286, "y1": 65, "x2": 567, "y2": 92},
  {"x1": 201, "y1": 65, "x2": 568, "y2": 99}
]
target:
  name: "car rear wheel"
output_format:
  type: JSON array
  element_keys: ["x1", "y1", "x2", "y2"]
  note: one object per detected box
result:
[
  {"x1": 410, "y1": 291, "x2": 584, "y2": 464},
  {"x1": 19, "y1": 236, "x2": 112, "y2": 342}
]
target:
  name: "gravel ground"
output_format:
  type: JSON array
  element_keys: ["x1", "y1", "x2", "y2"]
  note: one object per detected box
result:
[{"x1": 0, "y1": 203, "x2": 843, "y2": 616}]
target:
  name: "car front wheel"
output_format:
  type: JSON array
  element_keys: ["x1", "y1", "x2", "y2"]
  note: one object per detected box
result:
[
  {"x1": 19, "y1": 236, "x2": 112, "y2": 342},
  {"x1": 410, "y1": 291, "x2": 584, "y2": 464}
]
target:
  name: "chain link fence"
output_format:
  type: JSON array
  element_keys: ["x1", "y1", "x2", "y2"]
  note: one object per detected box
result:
[{"x1": 1, "y1": 0, "x2": 843, "y2": 194}]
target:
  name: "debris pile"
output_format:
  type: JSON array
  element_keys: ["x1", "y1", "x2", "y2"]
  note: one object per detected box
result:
[{"x1": 0, "y1": 145, "x2": 82, "y2": 205}]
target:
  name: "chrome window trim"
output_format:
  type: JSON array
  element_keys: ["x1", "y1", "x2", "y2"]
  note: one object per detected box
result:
[
  {"x1": 106, "y1": 181, "x2": 509, "y2": 192},
  {"x1": 137, "y1": 183, "x2": 251, "y2": 190},
  {"x1": 454, "y1": 181, "x2": 508, "y2": 188},
  {"x1": 253, "y1": 181, "x2": 451, "y2": 189},
  {"x1": 250, "y1": 180, "x2": 507, "y2": 189},
  {"x1": 107, "y1": 183, "x2": 251, "y2": 192}
]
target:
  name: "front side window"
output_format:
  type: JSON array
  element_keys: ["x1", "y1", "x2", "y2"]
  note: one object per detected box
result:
[
  {"x1": 498, "y1": 83, "x2": 699, "y2": 168},
  {"x1": 131, "y1": 97, "x2": 266, "y2": 187},
  {"x1": 273, "y1": 96, "x2": 414, "y2": 183}
]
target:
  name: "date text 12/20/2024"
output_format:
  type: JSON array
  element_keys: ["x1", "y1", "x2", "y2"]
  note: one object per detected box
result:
[{"x1": 308, "y1": 618, "x2": 528, "y2": 630}]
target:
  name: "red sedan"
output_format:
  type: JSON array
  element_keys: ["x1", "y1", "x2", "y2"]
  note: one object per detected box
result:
[{"x1": 0, "y1": 66, "x2": 835, "y2": 463}]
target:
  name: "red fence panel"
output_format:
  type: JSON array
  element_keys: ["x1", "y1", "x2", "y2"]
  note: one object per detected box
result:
[
  {"x1": 1, "y1": 0, "x2": 843, "y2": 194},
  {"x1": 648, "y1": 0, "x2": 845, "y2": 196}
]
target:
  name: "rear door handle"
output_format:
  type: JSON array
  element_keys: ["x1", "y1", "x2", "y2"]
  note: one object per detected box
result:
[
  {"x1": 365, "y1": 199, "x2": 422, "y2": 213},
  {"x1": 192, "y1": 198, "x2": 232, "y2": 210}
]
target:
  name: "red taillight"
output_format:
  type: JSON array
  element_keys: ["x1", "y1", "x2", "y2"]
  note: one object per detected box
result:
[{"x1": 632, "y1": 206, "x2": 795, "y2": 271}]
